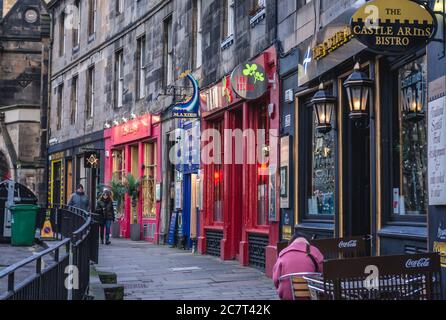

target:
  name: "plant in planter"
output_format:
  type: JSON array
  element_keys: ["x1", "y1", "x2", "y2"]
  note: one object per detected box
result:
[{"x1": 124, "y1": 173, "x2": 141, "y2": 241}]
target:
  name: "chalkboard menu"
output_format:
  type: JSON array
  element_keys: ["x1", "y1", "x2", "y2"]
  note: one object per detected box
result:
[{"x1": 167, "y1": 212, "x2": 178, "y2": 246}]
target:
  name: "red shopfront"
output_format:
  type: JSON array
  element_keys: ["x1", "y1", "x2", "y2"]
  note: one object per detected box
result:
[
  {"x1": 198, "y1": 46, "x2": 280, "y2": 277},
  {"x1": 104, "y1": 114, "x2": 162, "y2": 242}
]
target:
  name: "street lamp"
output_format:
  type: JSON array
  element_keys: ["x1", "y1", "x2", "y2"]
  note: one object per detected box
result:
[
  {"x1": 311, "y1": 83, "x2": 336, "y2": 134},
  {"x1": 401, "y1": 68, "x2": 425, "y2": 122},
  {"x1": 344, "y1": 63, "x2": 373, "y2": 121}
]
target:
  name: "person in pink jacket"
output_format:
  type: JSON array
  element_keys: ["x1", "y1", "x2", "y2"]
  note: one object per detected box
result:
[{"x1": 273, "y1": 233, "x2": 325, "y2": 300}]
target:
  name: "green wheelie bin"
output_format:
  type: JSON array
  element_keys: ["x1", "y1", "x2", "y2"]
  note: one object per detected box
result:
[{"x1": 9, "y1": 204, "x2": 40, "y2": 246}]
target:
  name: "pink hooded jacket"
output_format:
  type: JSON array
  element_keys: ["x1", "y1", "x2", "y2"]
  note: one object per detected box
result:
[{"x1": 273, "y1": 240, "x2": 324, "y2": 300}]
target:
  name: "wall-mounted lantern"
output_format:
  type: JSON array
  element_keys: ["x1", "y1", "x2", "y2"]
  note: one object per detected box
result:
[
  {"x1": 311, "y1": 83, "x2": 336, "y2": 134},
  {"x1": 344, "y1": 63, "x2": 373, "y2": 121},
  {"x1": 401, "y1": 67, "x2": 425, "y2": 122}
]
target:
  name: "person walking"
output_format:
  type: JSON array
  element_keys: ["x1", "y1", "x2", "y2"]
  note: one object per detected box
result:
[
  {"x1": 68, "y1": 184, "x2": 90, "y2": 212},
  {"x1": 273, "y1": 232, "x2": 324, "y2": 300},
  {"x1": 95, "y1": 190, "x2": 115, "y2": 245}
]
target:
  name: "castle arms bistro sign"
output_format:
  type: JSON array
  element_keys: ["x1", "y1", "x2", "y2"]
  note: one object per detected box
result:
[{"x1": 350, "y1": 0, "x2": 437, "y2": 55}]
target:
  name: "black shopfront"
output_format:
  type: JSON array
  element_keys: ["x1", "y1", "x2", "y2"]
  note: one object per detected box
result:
[
  {"x1": 47, "y1": 131, "x2": 105, "y2": 210},
  {"x1": 281, "y1": 3, "x2": 438, "y2": 257}
]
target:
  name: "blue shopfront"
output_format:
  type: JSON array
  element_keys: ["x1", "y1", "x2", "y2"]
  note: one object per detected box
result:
[{"x1": 174, "y1": 120, "x2": 201, "y2": 250}]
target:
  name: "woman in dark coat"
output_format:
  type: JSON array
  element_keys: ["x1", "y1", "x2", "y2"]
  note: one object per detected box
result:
[{"x1": 96, "y1": 190, "x2": 115, "y2": 245}]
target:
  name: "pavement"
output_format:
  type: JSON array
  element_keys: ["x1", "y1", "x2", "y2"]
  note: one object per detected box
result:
[
  {"x1": 95, "y1": 239, "x2": 279, "y2": 300},
  {"x1": 0, "y1": 242, "x2": 55, "y2": 294}
]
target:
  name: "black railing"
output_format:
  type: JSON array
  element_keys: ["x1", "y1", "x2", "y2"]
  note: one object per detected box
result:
[{"x1": 0, "y1": 205, "x2": 97, "y2": 300}]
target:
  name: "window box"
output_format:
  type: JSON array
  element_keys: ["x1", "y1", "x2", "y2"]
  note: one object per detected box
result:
[
  {"x1": 250, "y1": 7, "x2": 266, "y2": 28},
  {"x1": 220, "y1": 34, "x2": 234, "y2": 51}
]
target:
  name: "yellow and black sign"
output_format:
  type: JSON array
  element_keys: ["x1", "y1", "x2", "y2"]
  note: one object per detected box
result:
[
  {"x1": 351, "y1": 0, "x2": 436, "y2": 55},
  {"x1": 313, "y1": 27, "x2": 354, "y2": 61},
  {"x1": 84, "y1": 151, "x2": 100, "y2": 169}
]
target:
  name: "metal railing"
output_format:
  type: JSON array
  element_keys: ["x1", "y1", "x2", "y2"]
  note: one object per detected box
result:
[{"x1": 0, "y1": 205, "x2": 97, "y2": 300}]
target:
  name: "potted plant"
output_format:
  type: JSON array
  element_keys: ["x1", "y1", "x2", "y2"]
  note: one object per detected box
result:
[{"x1": 124, "y1": 173, "x2": 141, "y2": 241}]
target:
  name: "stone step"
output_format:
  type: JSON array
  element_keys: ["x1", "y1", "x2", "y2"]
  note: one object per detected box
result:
[{"x1": 97, "y1": 270, "x2": 118, "y2": 284}]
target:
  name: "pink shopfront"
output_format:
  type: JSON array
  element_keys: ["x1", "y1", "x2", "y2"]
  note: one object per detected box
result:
[{"x1": 104, "y1": 114, "x2": 162, "y2": 242}]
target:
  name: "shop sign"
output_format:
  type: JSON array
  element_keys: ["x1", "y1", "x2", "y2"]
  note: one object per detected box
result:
[
  {"x1": 84, "y1": 151, "x2": 100, "y2": 169},
  {"x1": 49, "y1": 151, "x2": 65, "y2": 161},
  {"x1": 351, "y1": 0, "x2": 437, "y2": 55},
  {"x1": 428, "y1": 76, "x2": 446, "y2": 205},
  {"x1": 172, "y1": 73, "x2": 200, "y2": 118},
  {"x1": 313, "y1": 27, "x2": 353, "y2": 61},
  {"x1": 231, "y1": 62, "x2": 267, "y2": 100},
  {"x1": 112, "y1": 114, "x2": 151, "y2": 145}
]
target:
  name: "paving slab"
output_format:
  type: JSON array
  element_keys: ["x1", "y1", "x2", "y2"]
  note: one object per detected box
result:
[{"x1": 95, "y1": 239, "x2": 278, "y2": 300}]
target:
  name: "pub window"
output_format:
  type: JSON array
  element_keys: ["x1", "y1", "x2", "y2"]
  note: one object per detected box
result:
[
  {"x1": 213, "y1": 121, "x2": 224, "y2": 223},
  {"x1": 86, "y1": 66, "x2": 95, "y2": 119},
  {"x1": 70, "y1": 76, "x2": 78, "y2": 125},
  {"x1": 112, "y1": 149, "x2": 126, "y2": 182},
  {"x1": 142, "y1": 142, "x2": 157, "y2": 219},
  {"x1": 306, "y1": 98, "x2": 336, "y2": 217},
  {"x1": 136, "y1": 36, "x2": 146, "y2": 100},
  {"x1": 257, "y1": 105, "x2": 269, "y2": 226},
  {"x1": 56, "y1": 84, "x2": 64, "y2": 130},
  {"x1": 77, "y1": 155, "x2": 88, "y2": 196},
  {"x1": 392, "y1": 56, "x2": 428, "y2": 217}
]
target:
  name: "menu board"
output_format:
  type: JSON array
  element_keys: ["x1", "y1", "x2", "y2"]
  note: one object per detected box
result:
[{"x1": 428, "y1": 77, "x2": 446, "y2": 205}]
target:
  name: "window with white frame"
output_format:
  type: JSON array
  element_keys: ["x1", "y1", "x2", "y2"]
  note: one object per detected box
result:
[
  {"x1": 86, "y1": 66, "x2": 95, "y2": 119},
  {"x1": 115, "y1": 50, "x2": 124, "y2": 107},
  {"x1": 136, "y1": 36, "x2": 146, "y2": 100},
  {"x1": 70, "y1": 76, "x2": 78, "y2": 125},
  {"x1": 193, "y1": 0, "x2": 202, "y2": 69},
  {"x1": 163, "y1": 17, "x2": 173, "y2": 86},
  {"x1": 222, "y1": 0, "x2": 235, "y2": 40}
]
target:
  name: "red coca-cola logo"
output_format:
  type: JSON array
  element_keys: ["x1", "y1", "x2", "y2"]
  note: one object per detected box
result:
[
  {"x1": 405, "y1": 258, "x2": 430, "y2": 269},
  {"x1": 338, "y1": 240, "x2": 358, "y2": 248}
]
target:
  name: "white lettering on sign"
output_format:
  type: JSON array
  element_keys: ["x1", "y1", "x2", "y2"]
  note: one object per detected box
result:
[
  {"x1": 338, "y1": 240, "x2": 358, "y2": 248},
  {"x1": 405, "y1": 258, "x2": 431, "y2": 269},
  {"x1": 428, "y1": 92, "x2": 446, "y2": 205}
]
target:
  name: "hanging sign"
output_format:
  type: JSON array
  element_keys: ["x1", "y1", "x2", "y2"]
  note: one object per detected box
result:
[
  {"x1": 231, "y1": 62, "x2": 267, "y2": 100},
  {"x1": 172, "y1": 73, "x2": 200, "y2": 118},
  {"x1": 84, "y1": 151, "x2": 100, "y2": 169},
  {"x1": 350, "y1": 0, "x2": 437, "y2": 55}
]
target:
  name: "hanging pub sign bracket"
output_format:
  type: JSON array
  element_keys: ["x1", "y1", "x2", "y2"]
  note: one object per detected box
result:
[
  {"x1": 350, "y1": 0, "x2": 437, "y2": 56},
  {"x1": 171, "y1": 73, "x2": 200, "y2": 119}
]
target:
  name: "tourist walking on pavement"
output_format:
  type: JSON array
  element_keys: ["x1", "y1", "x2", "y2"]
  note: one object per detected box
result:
[
  {"x1": 273, "y1": 232, "x2": 324, "y2": 300},
  {"x1": 68, "y1": 184, "x2": 90, "y2": 212},
  {"x1": 96, "y1": 190, "x2": 115, "y2": 245}
]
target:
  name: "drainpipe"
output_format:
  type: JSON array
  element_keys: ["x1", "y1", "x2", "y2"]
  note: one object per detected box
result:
[{"x1": 0, "y1": 112, "x2": 18, "y2": 181}]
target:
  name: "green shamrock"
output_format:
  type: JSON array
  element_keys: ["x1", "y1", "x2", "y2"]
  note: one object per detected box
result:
[{"x1": 243, "y1": 64, "x2": 265, "y2": 83}]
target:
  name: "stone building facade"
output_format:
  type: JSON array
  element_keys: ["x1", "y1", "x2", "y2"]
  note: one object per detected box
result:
[{"x1": 0, "y1": 0, "x2": 50, "y2": 203}]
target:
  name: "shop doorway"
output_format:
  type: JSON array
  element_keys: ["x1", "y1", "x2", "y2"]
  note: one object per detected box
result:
[{"x1": 344, "y1": 106, "x2": 371, "y2": 239}]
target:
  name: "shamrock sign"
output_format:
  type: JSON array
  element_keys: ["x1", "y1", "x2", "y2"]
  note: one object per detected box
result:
[
  {"x1": 231, "y1": 61, "x2": 268, "y2": 100},
  {"x1": 243, "y1": 64, "x2": 265, "y2": 83}
]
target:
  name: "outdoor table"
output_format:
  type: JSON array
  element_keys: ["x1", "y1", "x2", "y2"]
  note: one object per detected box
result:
[{"x1": 303, "y1": 274, "x2": 429, "y2": 300}]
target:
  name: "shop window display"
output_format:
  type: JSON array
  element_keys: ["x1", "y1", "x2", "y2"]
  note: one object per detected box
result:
[
  {"x1": 309, "y1": 113, "x2": 336, "y2": 216},
  {"x1": 393, "y1": 56, "x2": 428, "y2": 216},
  {"x1": 142, "y1": 142, "x2": 157, "y2": 219}
]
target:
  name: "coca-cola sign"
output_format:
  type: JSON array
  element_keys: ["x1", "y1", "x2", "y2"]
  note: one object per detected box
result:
[
  {"x1": 405, "y1": 258, "x2": 431, "y2": 269},
  {"x1": 338, "y1": 240, "x2": 358, "y2": 249}
]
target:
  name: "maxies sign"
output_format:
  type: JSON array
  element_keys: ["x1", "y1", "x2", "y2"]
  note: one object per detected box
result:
[{"x1": 351, "y1": 0, "x2": 437, "y2": 55}]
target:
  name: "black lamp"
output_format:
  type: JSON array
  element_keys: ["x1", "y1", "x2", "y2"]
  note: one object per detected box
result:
[
  {"x1": 344, "y1": 63, "x2": 373, "y2": 121},
  {"x1": 311, "y1": 83, "x2": 336, "y2": 134},
  {"x1": 401, "y1": 67, "x2": 425, "y2": 122}
]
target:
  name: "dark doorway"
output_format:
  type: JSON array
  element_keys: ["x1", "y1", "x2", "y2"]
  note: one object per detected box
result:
[{"x1": 345, "y1": 112, "x2": 371, "y2": 238}]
